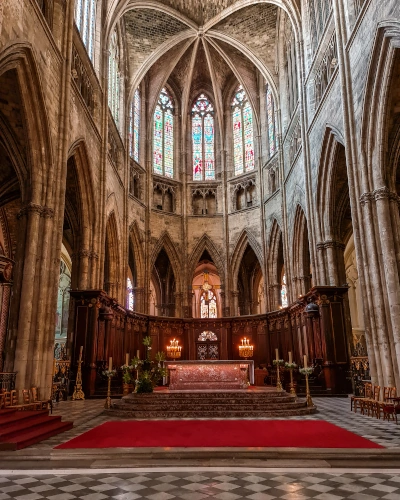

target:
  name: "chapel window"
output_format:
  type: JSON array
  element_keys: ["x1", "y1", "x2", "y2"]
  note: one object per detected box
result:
[
  {"x1": 192, "y1": 94, "x2": 215, "y2": 181},
  {"x1": 108, "y1": 29, "x2": 120, "y2": 127},
  {"x1": 201, "y1": 289, "x2": 217, "y2": 318},
  {"x1": 266, "y1": 84, "x2": 277, "y2": 158},
  {"x1": 153, "y1": 88, "x2": 174, "y2": 178},
  {"x1": 281, "y1": 272, "x2": 288, "y2": 308},
  {"x1": 232, "y1": 85, "x2": 254, "y2": 176},
  {"x1": 129, "y1": 88, "x2": 140, "y2": 162},
  {"x1": 74, "y1": 0, "x2": 96, "y2": 61},
  {"x1": 127, "y1": 277, "x2": 134, "y2": 311}
]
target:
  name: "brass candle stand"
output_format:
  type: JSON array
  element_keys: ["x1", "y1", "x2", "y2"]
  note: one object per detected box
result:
[
  {"x1": 299, "y1": 366, "x2": 314, "y2": 407},
  {"x1": 72, "y1": 347, "x2": 85, "y2": 401},
  {"x1": 103, "y1": 369, "x2": 116, "y2": 409},
  {"x1": 304, "y1": 372, "x2": 314, "y2": 407},
  {"x1": 105, "y1": 376, "x2": 112, "y2": 409},
  {"x1": 273, "y1": 360, "x2": 283, "y2": 391},
  {"x1": 285, "y1": 362, "x2": 297, "y2": 396}
]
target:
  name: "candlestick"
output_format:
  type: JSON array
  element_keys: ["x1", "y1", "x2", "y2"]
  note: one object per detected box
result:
[
  {"x1": 79, "y1": 345, "x2": 83, "y2": 361},
  {"x1": 109, "y1": 356, "x2": 112, "y2": 369},
  {"x1": 275, "y1": 348, "x2": 282, "y2": 391},
  {"x1": 303, "y1": 354, "x2": 308, "y2": 369},
  {"x1": 288, "y1": 351, "x2": 292, "y2": 364},
  {"x1": 72, "y1": 347, "x2": 85, "y2": 401},
  {"x1": 137, "y1": 349, "x2": 140, "y2": 359},
  {"x1": 125, "y1": 353, "x2": 129, "y2": 366}
]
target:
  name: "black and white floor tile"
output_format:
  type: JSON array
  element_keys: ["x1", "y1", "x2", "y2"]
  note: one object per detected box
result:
[{"x1": 2, "y1": 469, "x2": 400, "y2": 500}]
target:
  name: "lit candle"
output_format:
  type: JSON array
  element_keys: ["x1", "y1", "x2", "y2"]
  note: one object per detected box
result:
[
  {"x1": 137, "y1": 350, "x2": 140, "y2": 359},
  {"x1": 109, "y1": 356, "x2": 112, "y2": 369},
  {"x1": 275, "y1": 348, "x2": 279, "y2": 361},
  {"x1": 125, "y1": 353, "x2": 129, "y2": 366},
  {"x1": 303, "y1": 354, "x2": 308, "y2": 369},
  {"x1": 288, "y1": 351, "x2": 292, "y2": 364},
  {"x1": 79, "y1": 346, "x2": 83, "y2": 362}
]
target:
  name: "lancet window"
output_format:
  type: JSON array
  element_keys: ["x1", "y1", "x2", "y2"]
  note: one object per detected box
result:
[
  {"x1": 192, "y1": 94, "x2": 215, "y2": 181},
  {"x1": 129, "y1": 88, "x2": 140, "y2": 162},
  {"x1": 232, "y1": 85, "x2": 254, "y2": 176},
  {"x1": 108, "y1": 30, "x2": 120, "y2": 126},
  {"x1": 127, "y1": 277, "x2": 134, "y2": 311},
  {"x1": 153, "y1": 88, "x2": 174, "y2": 178},
  {"x1": 74, "y1": 0, "x2": 96, "y2": 61},
  {"x1": 201, "y1": 289, "x2": 217, "y2": 318},
  {"x1": 281, "y1": 272, "x2": 288, "y2": 308},
  {"x1": 266, "y1": 85, "x2": 277, "y2": 158}
]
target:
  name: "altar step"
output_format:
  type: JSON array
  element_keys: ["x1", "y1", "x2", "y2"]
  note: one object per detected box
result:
[{"x1": 109, "y1": 388, "x2": 316, "y2": 418}]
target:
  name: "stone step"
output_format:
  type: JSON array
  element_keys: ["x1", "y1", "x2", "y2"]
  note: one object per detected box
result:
[
  {"x1": 122, "y1": 395, "x2": 297, "y2": 405},
  {"x1": 106, "y1": 407, "x2": 315, "y2": 419},
  {"x1": 112, "y1": 401, "x2": 308, "y2": 412}
]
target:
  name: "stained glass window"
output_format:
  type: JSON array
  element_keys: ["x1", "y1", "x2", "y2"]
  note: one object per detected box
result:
[
  {"x1": 153, "y1": 88, "x2": 174, "y2": 178},
  {"x1": 108, "y1": 30, "x2": 120, "y2": 126},
  {"x1": 192, "y1": 94, "x2": 215, "y2": 181},
  {"x1": 200, "y1": 290, "x2": 217, "y2": 318},
  {"x1": 127, "y1": 277, "x2": 134, "y2": 311},
  {"x1": 266, "y1": 85, "x2": 277, "y2": 158},
  {"x1": 232, "y1": 85, "x2": 254, "y2": 175},
  {"x1": 74, "y1": 0, "x2": 96, "y2": 61},
  {"x1": 129, "y1": 88, "x2": 140, "y2": 162},
  {"x1": 281, "y1": 273, "x2": 288, "y2": 308}
]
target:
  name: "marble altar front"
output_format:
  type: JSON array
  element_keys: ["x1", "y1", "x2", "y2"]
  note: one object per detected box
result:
[{"x1": 164, "y1": 360, "x2": 254, "y2": 391}]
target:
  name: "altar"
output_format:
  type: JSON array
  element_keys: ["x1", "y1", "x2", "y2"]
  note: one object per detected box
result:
[{"x1": 164, "y1": 360, "x2": 255, "y2": 391}]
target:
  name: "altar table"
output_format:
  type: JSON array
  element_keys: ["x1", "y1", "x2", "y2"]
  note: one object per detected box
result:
[{"x1": 164, "y1": 360, "x2": 254, "y2": 391}]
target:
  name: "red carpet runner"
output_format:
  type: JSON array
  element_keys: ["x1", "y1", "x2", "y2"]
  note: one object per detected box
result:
[{"x1": 56, "y1": 420, "x2": 383, "y2": 449}]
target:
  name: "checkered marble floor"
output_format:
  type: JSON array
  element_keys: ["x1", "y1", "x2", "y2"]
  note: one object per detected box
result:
[
  {"x1": 2, "y1": 469, "x2": 400, "y2": 499},
  {"x1": 26, "y1": 396, "x2": 400, "y2": 451}
]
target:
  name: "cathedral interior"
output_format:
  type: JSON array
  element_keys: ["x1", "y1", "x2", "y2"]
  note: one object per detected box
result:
[{"x1": 1, "y1": 0, "x2": 400, "y2": 485}]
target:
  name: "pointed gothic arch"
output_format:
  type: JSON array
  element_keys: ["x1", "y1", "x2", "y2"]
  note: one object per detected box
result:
[
  {"x1": 104, "y1": 211, "x2": 121, "y2": 299},
  {"x1": 188, "y1": 234, "x2": 225, "y2": 288},
  {"x1": 0, "y1": 43, "x2": 53, "y2": 202},
  {"x1": 150, "y1": 231, "x2": 182, "y2": 294},
  {"x1": 231, "y1": 229, "x2": 263, "y2": 287},
  {"x1": 267, "y1": 219, "x2": 285, "y2": 310},
  {"x1": 292, "y1": 205, "x2": 311, "y2": 297}
]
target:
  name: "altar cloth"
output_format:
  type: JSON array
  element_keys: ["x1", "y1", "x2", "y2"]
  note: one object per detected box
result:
[{"x1": 164, "y1": 360, "x2": 254, "y2": 390}]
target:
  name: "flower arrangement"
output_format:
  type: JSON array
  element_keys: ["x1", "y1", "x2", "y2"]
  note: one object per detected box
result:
[
  {"x1": 299, "y1": 366, "x2": 314, "y2": 376},
  {"x1": 103, "y1": 368, "x2": 117, "y2": 378},
  {"x1": 273, "y1": 359, "x2": 285, "y2": 366},
  {"x1": 285, "y1": 362, "x2": 297, "y2": 369},
  {"x1": 135, "y1": 336, "x2": 167, "y2": 393}
]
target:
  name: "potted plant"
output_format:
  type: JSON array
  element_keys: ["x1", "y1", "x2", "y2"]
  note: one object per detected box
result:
[{"x1": 135, "y1": 336, "x2": 167, "y2": 393}]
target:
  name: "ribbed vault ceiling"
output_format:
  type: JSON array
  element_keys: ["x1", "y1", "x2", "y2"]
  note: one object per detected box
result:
[{"x1": 122, "y1": 1, "x2": 285, "y2": 131}]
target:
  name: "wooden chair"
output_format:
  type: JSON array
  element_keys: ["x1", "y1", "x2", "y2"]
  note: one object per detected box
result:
[
  {"x1": 376, "y1": 386, "x2": 396, "y2": 419},
  {"x1": 351, "y1": 382, "x2": 372, "y2": 413},
  {"x1": 361, "y1": 385, "x2": 380, "y2": 416},
  {"x1": 2, "y1": 391, "x2": 11, "y2": 407},
  {"x1": 30, "y1": 387, "x2": 52, "y2": 412},
  {"x1": 9, "y1": 389, "x2": 37, "y2": 411}
]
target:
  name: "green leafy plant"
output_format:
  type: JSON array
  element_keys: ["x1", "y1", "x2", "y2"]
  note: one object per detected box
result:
[{"x1": 134, "y1": 337, "x2": 167, "y2": 393}]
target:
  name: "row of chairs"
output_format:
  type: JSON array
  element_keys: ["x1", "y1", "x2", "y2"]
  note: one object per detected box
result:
[
  {"x1": 351, "y1": 383, "x2": 399, "y2": 422},
  {"x1": 0, "y1": 388, "x2": 52, "y2": 412}
]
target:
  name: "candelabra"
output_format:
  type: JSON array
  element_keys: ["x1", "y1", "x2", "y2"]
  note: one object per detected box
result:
[
  {"x1": 239, "y1": 338, "x2": 253, "y2": 359},
  {"x1": 166, "y1": 338, "x2": 182, "y2": 360}
]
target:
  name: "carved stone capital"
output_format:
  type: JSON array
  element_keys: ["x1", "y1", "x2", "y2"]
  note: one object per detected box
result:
[{"x1": 17, "y1": 202, "x2": 43, "y2": 219}]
